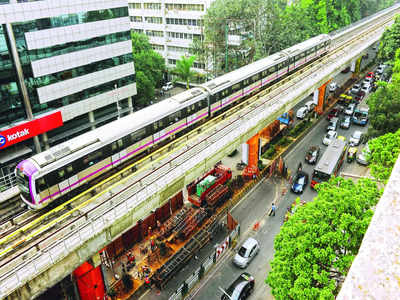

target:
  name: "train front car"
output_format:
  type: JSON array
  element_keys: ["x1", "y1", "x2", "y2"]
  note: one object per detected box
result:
[{"x1": 15, "y1": 159, "x2": 41, "y2": 209}]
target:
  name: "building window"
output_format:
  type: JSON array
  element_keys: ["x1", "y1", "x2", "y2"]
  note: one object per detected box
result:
[
  {"x1": 143, "y1": 3, "x2": 161, "y2": 10},
  {"x1": 193, "y1": 62, "x2": 205, "y2": 69},
  {"x1": 130, "y1": 16, "x2": 143, "y2": 22},
  {"x1": 167, "y1": 32, "x2": 201, "y2": 40},
  {"x1": 146, "y1": 30, "x2": 164, "y2": 37},
  {"x1": 165, "y1": 4, "x2": 204, "y2": 11},
  {"x1": 168, "y1": 59, "x2": 177, "y2": 65},
  {"x1": 166, "y1": 18, "x2": 202, "y2": 26},
  {"x1": 167, "y1": 46, "x2": 190, "y2": 54},
  {"x1": 152, "y1": 44, "x2": 164, "y2": 51},
  {"x1": 145, "y1": 17, "x2": 163, "y2": 24},
  {"x1": 133, "y1": 29, "x2": 144, "y2": 33},
  {"x1": 129, "y1": 3, "x2": 141, "y2": 9}
]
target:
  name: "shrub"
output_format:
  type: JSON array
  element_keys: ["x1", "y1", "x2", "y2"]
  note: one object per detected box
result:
[{"x1": 264, "y1": 147, "x2": 276, "y2": 159}]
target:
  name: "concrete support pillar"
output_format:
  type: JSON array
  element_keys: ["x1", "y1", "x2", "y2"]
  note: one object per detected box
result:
[
  {"x1": 128, "y1": 96, "x2": 133, "y2": 114},
  {"x1": 316, "y1": 81, "x2": 330, "y2": 115},
  {"x1": 42, "y1": 132, "x2": 50, "y2": 150},
  {"x1": 88, "y1": 111, "x2": 95, "y2": 130},
  {"x1": 351, "y1": 58, "x2": 362, "y2": 78}
]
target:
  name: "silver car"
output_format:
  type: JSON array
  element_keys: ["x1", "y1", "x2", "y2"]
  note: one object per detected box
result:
[{"x1": 233, "y1": 237, "x2": 260, "y2": 268}]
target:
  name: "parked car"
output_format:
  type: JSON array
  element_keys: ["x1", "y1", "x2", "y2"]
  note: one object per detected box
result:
[
  {"x1": 357, "y1": 143, "x2": 370, "y2": 165},
  {"x1": 296, "y1": 106, "x2": 308, "y2": 119},
  {"x1": 345, "y1": 103, "x2": 356, "y2": 116},
  {"x1": 363, "y1": 77, "x2": 374, "y2": 85},
  {"x1": 233, "y1": 238, "x2": 260, "y2": 268},
  {"x1": 341, "y1": 66, "x2": 350, "y2": 73},
  {"x1": 327, "y1": 108, "x2": 339, "y2": 121},
  {"x1": 351, "y1": 84, "x2": 361, "y2": 95},
  {"x1": 327, "y1": 117, "x2": 338, "y2": 132},
  {"x1": 329, "y1": 82, "x2": 338, "y2": 92},
  {"x1": 349, "y1": 130, "x2": 363, "y2": 146},
  {"x1": 304, "y1": 101, "x2": 316, "y2": 112},
  {"x1": 340, "y1": 116, "x2": 351, "y2": 129},
  {"x1": 221, "y1": 273, "x2": 255, "y2": 300},
  {"x1": 162, "y1": 82, "x2": 173, "y2": 91},
  {"x1": 305, "y1": 145, "x2": 320, "y2": 164},
  {"x1": 361, "y1": 83, "x2": 372, "y2": 94},
  {"x1": 323, "y1": 130, "x2": 337, "y2": 146},
  {"x1": 376, "y1": 65, "x2": 385, "y2": 75},
  {"x1": 291, "y1": 170, "x2": 309, "y2": 194}
]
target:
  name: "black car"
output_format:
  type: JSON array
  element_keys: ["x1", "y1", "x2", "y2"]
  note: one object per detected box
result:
[
  {"x1": 221, "y1": 273, "x2": 255, "y2": 300},
  {"x1": 291, "y1": 170, "x2": 309, "y2": 194},
  {"x1": 305, "y1": 146, "x2": 320, "y2": 164}
]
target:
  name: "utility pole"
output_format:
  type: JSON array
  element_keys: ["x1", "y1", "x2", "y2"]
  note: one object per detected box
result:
[{"x1": 225, "y1": 21, "x2": 229, "y2": 73}]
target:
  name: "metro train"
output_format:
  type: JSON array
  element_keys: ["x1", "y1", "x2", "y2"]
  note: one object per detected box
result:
[{"x1": 16, "y1": 34, "x2": 331, "y2": 209}]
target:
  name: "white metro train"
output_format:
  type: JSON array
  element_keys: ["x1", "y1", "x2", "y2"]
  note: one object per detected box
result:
[{"x1": 16, "y1": 34, "x2": 331, "y2": 209}]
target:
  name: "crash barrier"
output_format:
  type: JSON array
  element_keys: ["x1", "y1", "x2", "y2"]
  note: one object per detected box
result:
[{"x1": 168, "y1": 224, "x2": 240, "y2": 300}]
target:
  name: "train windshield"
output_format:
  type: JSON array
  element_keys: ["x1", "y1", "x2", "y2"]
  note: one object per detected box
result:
[{"x1": 16, "y1": 168, "x2": 32, "y2": 203}]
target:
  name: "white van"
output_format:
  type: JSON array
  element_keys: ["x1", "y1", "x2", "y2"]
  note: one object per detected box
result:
[
  {"x1": 304, "y1": 101, "x2": 316, "y2": 112},
  {"x1": 296, "y1": 107, "x2": 308, "y2": 119},
  {"x1": 357, "y1": 143, "x2": 370, "y2": 165}
]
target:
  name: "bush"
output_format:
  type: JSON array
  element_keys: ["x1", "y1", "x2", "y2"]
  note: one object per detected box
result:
[
  {"x1": 277, "y1": 137, "x2": 291, "y2": 147},
  {"x1": 289, "y1": 120, "x2": 312, "y2": 138},
  {"x1": 264, "y1": 147, "x2": 276, "y2": 159}
]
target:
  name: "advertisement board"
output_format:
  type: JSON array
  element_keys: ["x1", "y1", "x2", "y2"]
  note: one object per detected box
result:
[{"x1": 0, "y1": 111, "x2": 63, "y2": 149}]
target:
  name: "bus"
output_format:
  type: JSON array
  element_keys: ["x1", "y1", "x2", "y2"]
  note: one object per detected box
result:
[
  {"x1": 352, "y1": 105, "x2": 369, "y2": 126},
  {"x1": 311, "y1": 139, "x2": 347, "y2": 189}
]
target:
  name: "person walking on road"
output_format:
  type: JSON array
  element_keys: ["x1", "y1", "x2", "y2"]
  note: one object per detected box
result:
[{"x1": 271, "y1": 203, "x2": 276, "y2": 216}]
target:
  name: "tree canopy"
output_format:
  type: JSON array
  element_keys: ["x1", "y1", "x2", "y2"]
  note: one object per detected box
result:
[
  {"x1": 368, "y1": 129, "x2": 400, "y2": 181},
  {"x1": 199, "y1": 0, "x2": 396, "y2": 75},
  {"x1": 171, "y1": 55, "x2": 197, "y2": 89},
  {"x1": 367, "y1": 49, "x2": 400, "y2": 138},
  {"x1": 266, "y1": 177, "x2": 381, "y2": 300},
  {"x1": 131, "y1": 31, "x2": 165, "y2": 108},
  {"x1": 378, "y1": 15, "x2": 400, "y2": 65}
]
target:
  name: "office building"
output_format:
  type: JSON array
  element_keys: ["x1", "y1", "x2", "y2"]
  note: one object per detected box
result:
[
  {"x1": 128, "y1": 0, "x2": 213, "y2": 72},
  {"x1": 0, "y1": 0, "x2": 136, "y2": 186}
]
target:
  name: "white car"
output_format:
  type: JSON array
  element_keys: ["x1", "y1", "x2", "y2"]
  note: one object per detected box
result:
[
  {"x1": 376, "y1": 65, "x2": 385, "y2": 75},
  {"x1": 350, "y1": 130, "x2": 363, "y2": 146},
  {"x1": 345, "y1": 103, "x2": 356, "y2": 116},
  {"x1": 232, "y1": 237, "x2": 260, "y2": 268},
  {"x1": 296, "y1": 106, "x2": 308, "y2": 119},
  {"x1": 323, "y1": 130, "x2": 337, "y2": 146},
  {"x1": 357, "y1": 143, "x2": 370, "y2": 165},
  {"x1": 304, "y1": 101, "x2": 316, "y2": 112},
  {"x1": 351, "y1": 84, "x2": 361, "y2": 94},
  {"x1": 361, "y1": 83, "x2": 371, "y2": 94},
  {"x1": 363, "y1": 77, "x2": 374, "y2": 85},
  {"x1": 162, "y1": 82, "x2": 173, "y2": 91},
  {"x1": 329, "y1": 82, "x2": 338, "y2": 92}
]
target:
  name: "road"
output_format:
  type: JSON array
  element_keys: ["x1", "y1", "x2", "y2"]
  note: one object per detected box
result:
[{"x1": 191, "y1": 52, "x2": 376, "y2": 300}]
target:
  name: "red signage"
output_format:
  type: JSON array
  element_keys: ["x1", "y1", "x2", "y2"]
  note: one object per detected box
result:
[{"x1": 0, "y1": 111, "x2": 63, "y2": 149}]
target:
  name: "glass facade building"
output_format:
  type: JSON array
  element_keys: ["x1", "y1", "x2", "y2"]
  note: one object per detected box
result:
[{"x1": 0, "y1": 0, "x2": 137, "y2": 183}]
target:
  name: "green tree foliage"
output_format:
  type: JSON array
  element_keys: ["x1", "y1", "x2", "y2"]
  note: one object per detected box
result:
[
  {"x1": 200, "y1": 0, "x2": 395, "y2": 75},
  {"x1": 378, "y1": 15, "x2": 400, "y2": 65},
  {"x1": 266, "y1": 177, "x2": 381, "y2": 299},
  {"x1": 368, "y1": 129, "x2": 400, "y2": 181},
  {"x1": 367, "y1": 49, "x2": 400, "y2": 138},
  {"x1": 171, "y1": 55, "x2": 197, "y2": 89},
  {"x1": 131, "y1": 32, "x2": 165, "y2": 107}
]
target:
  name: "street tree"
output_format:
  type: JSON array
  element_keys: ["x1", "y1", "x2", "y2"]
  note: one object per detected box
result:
[
  {"x1": 368, "y1": 129, "x2": 400, "y2": 182},
  {"x1": 266, "y1": 177, "x2": 381, "y2": 300},
  {"x1": 171, "y1": 55, "x2": 197, "y2": 89},
  {"x1": 378, "y1": 14, "x2": 400, "y2": 64},
  {"x1": 131, "y1": 32, "x2": 165, "y2": 107}
]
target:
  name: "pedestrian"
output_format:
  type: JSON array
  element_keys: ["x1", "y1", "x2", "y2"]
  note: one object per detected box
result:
[
  {"x1": 121, "y1": 262, "x2": 126, "y2": 274},
  {"x1": 145, "y1": 276, "x2": 151, "y2": 289},
  {"x1": 271, "y1": 203, "x2": 276, "y2": 216}
]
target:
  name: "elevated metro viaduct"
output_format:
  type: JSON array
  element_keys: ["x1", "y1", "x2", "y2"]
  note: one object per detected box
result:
[{"x1": 1, "y1": 8, "x2": 397, "y2": 300}]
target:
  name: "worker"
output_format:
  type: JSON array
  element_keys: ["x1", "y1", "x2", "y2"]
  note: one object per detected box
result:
[
  {"x1": 150, "y1": 238, "x2": 156, "y2": 252},
  {"x1": 145, "y1": 276, "x2": 151, "y2": 289},
  {"x1": 127, "y1": 252, "x2": 136, "y2": 271}
]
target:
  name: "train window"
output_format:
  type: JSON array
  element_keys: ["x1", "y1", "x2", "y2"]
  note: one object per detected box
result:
[
  {"x1": 45, "y1": 172, "x2": 58, "y2": 187},
  {"x1": 131, "y1": 128, "x2": 146, "y2": 142},
  {"x1": 117, "y1": 139, "x2": 123, "y2": 149},
  {"x1": 268, "y1": 66, "x2": 276, "y2": 74},
  {"x1": 252, "y1": 74, "x2": 260, "y2": 82},
  {"x1": 66, "y1": 165, "x2": 73, "y2": 174},
  {"x1": 210, "y1": 94, "x2": 218, "y2": 104},
  {"x1": 243, "y1": 79, "x2": 250, "y2": 86},
  {"x1": 36, "y1": 177, "x2": 47, "y2": 193},
  {"x1": 111, "y1": 141, "x2": 118, "y2": 153},
  {"x1": 122, "y1": 135, "x2": 131, "y2": 147},
  {"x1": 58, "y1": 169, "x2": 66, "y2": 180},
  {"x1": 232, "y1": 83, "x2": 241, "y2": 92},
  {"x1": 262, "y1": 70, "x2": 268, "y2": 77},
  {"x1": 221, "y1": 89, "x2": 229, "y2": 97},
  {"x1": 153, "y1": 122, "x2": 158, "y2": 131},
  {"x1": 201, "y1": 99, "x2": 208, "y2": 108},
  {"x1": 83, "y1": 150, "x2": 103, "y2": 166}
]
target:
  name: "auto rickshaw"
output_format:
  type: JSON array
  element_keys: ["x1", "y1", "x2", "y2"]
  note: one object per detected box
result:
[
  {"x1": 339, "y1": 94, "x2": 352, "y2": 105},
  {"x1": 347, "y1": 147, "x2": 358, "y2": 163}
]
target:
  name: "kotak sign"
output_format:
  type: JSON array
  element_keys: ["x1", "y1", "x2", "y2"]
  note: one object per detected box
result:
[{"x1": 0, "y1": 111, "x2": 63, "y2": 149}]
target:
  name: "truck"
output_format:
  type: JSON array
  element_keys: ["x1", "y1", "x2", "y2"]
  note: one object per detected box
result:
[
  {"x1": 352, "y1": 105, "x2": 369, "y2": 126},
  {"x1": 187, "y1": 164, "x2": 232, "y2": 207}
]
